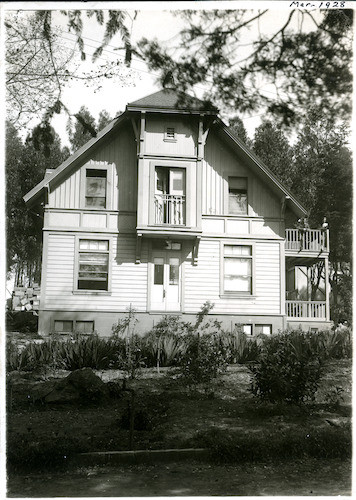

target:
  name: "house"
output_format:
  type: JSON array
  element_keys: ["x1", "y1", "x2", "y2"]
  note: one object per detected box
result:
[{"x1": 24, "y1": 89, "x2": 332, "y2": 336}]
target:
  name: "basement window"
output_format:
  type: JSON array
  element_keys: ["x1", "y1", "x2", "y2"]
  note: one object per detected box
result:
[
  {"x1": 54, "y1": 320, "x2": 73, "y2": 333},
  {"x1": 255, "y1": 324, "x2": 272, "y2": 335},
  {"x1": 76, "y1": 321, "x2": 95, "y2": 334}
]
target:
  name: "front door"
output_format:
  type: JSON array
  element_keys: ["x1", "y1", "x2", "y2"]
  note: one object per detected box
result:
[{"x1": 151, "y1": 251, "x2": 181, "y2": 311}]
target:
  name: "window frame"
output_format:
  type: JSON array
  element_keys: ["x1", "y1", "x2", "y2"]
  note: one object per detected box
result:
[
  {"x1": 220, "y1": 241, "x2": 255, "y2": 297},
  {"x1": 255, "y1": 324, "x2": 272, "y2": 335},
  {"x1": 149, "y1": 160, "x2": 191, "y2": 227},
  {"x1": 164, "y1": 124, "x2": 177, "y2": 142},
  {"x1": 80, "y1": 162, "x2": 112, "y2": 210},
  {"x1": 53, "y1": 319, "x2": 95, "y2": 334},
  {"x1": 73, "y1": 235, "x2": 112, "y2": 295},
  {"x1": 224, "y1": 175, "x2": 250, "y2": 216}
]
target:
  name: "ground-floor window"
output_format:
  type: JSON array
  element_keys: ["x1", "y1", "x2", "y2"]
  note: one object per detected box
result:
[
  {"x1": 77, "y1": 239, "x2": 109, "y2": 291},
  {"x1": 223, "y1": 244, "x2": 253, "y2": 295}
]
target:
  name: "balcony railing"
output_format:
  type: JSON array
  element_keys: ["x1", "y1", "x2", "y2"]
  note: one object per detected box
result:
[
  {"x1": 154, "y1": 194, "x2": 185, "y2": 225},
  {"x1": 285, "y1": 229, "x2": 329, "y2": 253},
  {"x1": 286, "y1": 300, "x2": 326, "y2": 319}
]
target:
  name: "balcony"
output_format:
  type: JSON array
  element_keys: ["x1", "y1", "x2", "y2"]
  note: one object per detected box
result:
[
  {"x1": 154, "y1": 194, "x2": 185, "y2": 225},
  {"x1": 286, "y1": 300, "x2": 326, "y2": 319},
  {"x1": 285, "y1": 229, "x2": 329, "y2": 254}
]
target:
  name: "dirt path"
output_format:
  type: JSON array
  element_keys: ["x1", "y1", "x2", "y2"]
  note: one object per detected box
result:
[{"x1": 7, "y1": 459, "x2": 351, "y2": 497}]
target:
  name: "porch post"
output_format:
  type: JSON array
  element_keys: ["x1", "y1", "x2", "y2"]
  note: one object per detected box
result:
[{"x1": 325, "y1": 256, "x2": 330, "y2": 322}]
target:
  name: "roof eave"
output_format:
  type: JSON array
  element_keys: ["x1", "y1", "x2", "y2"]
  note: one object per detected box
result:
[
  {"x1": 24, "y1": 112, "x2": 127, "y2": 205},
  {"x1": 217, "y1": 119, "x2": 307, "y2": 217},
  {"x1": 126, "y1": 105, "x2": 217, "y2": 115}
]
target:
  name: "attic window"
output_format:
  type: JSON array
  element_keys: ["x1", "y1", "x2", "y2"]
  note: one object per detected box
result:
[
  {"x1": 85, "y1": 169, "x2": 107, "y2": 208},
  {"x1": 164, "y1": 126, "x2": 177, "y2": 142},
  {"x1": 228, "y1": 177, "x2": 247, "y2": 215}
]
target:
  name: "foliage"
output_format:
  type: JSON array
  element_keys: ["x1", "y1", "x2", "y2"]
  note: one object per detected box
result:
[
  {"x1": 249, "y1": 330, "x2": 323, "y2": 404},
  {"x1": 6, "y1": 311, "x2": 38, "y2": 334},
  {"x1": 138, "y1": 9, "x2": 352, "y2": 125},
  {"x1": 175, "y1": 333, "x2": 229, "y2": 390},
  {"x1": 6, "y1": 339, "x2": 58, "y2": 372},
  {"x1": 228, "y1": 116, "x2": 251, "y2": 147},
  {"x1": 253, "y1": 121, "x2": 295, "y2": 188},
  {"x1": 6, "y1": 122, "x2": 69, "y2": 284},
  {"x1": 219, "y1": 329, "x2": 260, "y2": 364},
  {"x1": 195, "y1": 425, "x2": 351, "y2": 463}
]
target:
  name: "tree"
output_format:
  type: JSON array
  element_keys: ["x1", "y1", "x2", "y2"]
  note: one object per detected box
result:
[
  {"x1": 66, "y1": 107, "x2": 115, "y2": 152},
  {"x1": 5, "y1": 9, "x2": 353, "y2": 135},
  {"x1": 67, "y1": 106, "x2": 97, "y2": 151},
  {"x1": 253, "y1": 121, "x2": 294, "y2": 188},
  {"x1": 228, "y1": 116, "x2": 251, "y2": 147},
  {"x1": 6, "y1": 123, "x2": 70, "y2": 285},
  {"x1": 291, "y1": 111, "x2": 352, "y2": 324},
  {"x1": 138, "y1": 9, "x2": 353, "y2": 125}
]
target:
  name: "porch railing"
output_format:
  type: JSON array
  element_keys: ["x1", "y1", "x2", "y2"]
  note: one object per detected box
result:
[
  {"x1": 285, "y1": 229, "x2": 328, "y2": 252},
  {"x1": 154, "y1": 194, "x2": 185, "y2": 225},
  {"x1": 286, "y1": 300, "x2": 326, "y2": 319}
]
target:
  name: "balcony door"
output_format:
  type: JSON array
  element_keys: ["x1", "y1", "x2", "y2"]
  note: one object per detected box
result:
[
  {"x1": 150, "y1": 251, "x2": 181, "y2": 311},
  {"x1": 155, "y1": 167, "x2": 185, "y2": 225}
]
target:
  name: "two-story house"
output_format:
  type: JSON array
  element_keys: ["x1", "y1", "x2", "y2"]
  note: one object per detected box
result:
[{"x1": 24, "y1": 89, "x2": 332, "y2": 336}]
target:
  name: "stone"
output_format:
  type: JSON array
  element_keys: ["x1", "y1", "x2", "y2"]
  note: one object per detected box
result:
[{"x1": 44, "y1": 368, "x2": 108, "y2": 403}]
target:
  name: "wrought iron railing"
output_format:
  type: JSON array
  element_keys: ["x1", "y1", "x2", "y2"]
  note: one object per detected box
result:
[
  {"x1": 285, "y1": 229, "x2": 329, "y2": 252},
  {"x1": 154, "y1": 194, "x2": 185, "y2": 225},
  {"x1": 286, "y1": 300, "x2": 326, "y2": 319}
]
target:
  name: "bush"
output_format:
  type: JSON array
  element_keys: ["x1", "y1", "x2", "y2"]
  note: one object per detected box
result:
[
  {"x1": 6, "y1": 311, "x2": 38, "y2": 333},
  {"x1": 249, "y1": 330, "x2": 323, "y2": 404},
  {"x1": 218, "y1": 330, "x2": 261, "y2": 364},
  {"x1": 175, "y1": 333, "x2": 228, "y2": 389}
]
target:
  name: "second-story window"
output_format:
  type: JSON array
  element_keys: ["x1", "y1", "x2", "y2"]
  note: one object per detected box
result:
[
  {"x1": 155, "y1": 167, "x2": 186, "y2": 225},
  {"x1": 86, "y1": 169, "x2": 107, "y2": 208},
  {"x1": 228, "y1": 177, "x2": 248, "y2": 215}
]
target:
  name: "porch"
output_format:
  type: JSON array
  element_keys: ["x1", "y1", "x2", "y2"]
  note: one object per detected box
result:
[
  {"x1": 286, "y1": 300, "x2": 327, "y2": 320},
  {"x1": 285, "y1": 229, "x2": 329, "y2": 254}
]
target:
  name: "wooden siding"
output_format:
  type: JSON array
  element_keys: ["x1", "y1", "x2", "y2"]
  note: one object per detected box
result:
[
  {"x1": 49, "y1": 126, "x2": 137, "y2": 212},
  {"x1": 145, "y1": 115, "x2": 197, "y2": 156},
  {"x1": 204, "y1": 133, "x2": 281, "y2": 218},
  {"x1": 44, "y1": 233, "x2": 148, "y2": 312},
  {"x1": 184, "y1": 239, "x2": 280, "y2": 314}
]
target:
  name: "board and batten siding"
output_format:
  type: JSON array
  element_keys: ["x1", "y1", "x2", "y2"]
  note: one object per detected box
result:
[
  {"x1": 44, "y1": 232, "x2": 148, "y2": 312},
  {"x1": 144, "y1": 115, "x2": 197, "y2": 157},
  {"x1": 203, "y1": 132, "x2": 281, "y2": 218},
  {"x1": 48, "y1": 126, "x2": 137, "y2": 212},
  {"x1": 184, "y1": 239, "x2": 281, "y2": 314}
]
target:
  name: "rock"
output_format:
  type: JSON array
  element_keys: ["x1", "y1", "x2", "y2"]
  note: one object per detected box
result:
[{"x1": 44, "y1": 368, "x2": 108, "y2": 403}]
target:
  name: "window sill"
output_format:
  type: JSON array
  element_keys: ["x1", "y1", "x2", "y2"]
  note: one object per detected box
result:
[
  {"x1": 163, "y1": 138, "x2": 177, "y2": 143},
  {"x1": 220, "y1": 294, "x2": 256, "y2": 299},
  {"x1": 73, "y1": 290, "x2": 112, "y2": 296}
]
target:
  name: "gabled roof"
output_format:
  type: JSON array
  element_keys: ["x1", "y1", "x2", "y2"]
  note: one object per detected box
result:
[
  {"x1": 126, "y1": 88, "x2": 217, "y2": 114},
  {"x1": 24, "y1": 89, "x2": 306, "y2": 217},
  {"x1": 23, "y1": 112, "x2": 126, "y2": 205}
]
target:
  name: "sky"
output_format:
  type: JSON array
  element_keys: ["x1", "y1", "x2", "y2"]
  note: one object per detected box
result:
[{"x1": 2, "y1": 1, "x2": 326, "y2": 147}]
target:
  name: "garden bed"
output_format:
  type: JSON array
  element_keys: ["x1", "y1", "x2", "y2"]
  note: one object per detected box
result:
[{"x1": 7, "y1": 359, "x2": 351, "y2": 472}]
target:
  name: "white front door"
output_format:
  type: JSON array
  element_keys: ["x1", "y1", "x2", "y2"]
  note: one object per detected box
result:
[{"x1": 151, "y1": 251, "x2": 181, "y2": 311}]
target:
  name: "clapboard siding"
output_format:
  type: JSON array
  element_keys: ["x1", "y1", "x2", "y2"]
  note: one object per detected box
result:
[
  {"x1": 203, "y1": 132, "x2": 280, "y2": 218},
  {"x1": 184, "y1": 239, "x2": 280, "y2": 314},
  {"x1": 44, "y1": 233, "x2": 148, "y2": 312},
  {"x1": 49, "y1": 125, "x2": 137, "y2": 212}
]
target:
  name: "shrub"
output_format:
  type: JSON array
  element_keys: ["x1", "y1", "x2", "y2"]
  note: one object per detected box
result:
[
  {"x1": 6, "y1": 339, "x2": 59, "y2": 372},
  {"x1": 218, "y1": 330, "x2": 260, "y2": 364},
  {"x1": 58, "y1": 335, "x2": 121, "y2": 371},
  {"x1": 249, "y1": 330, "x2": 323, "y2": 404},
  {"x1": 175, "y1": 333, "x2": 228, "y2": 389}
]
